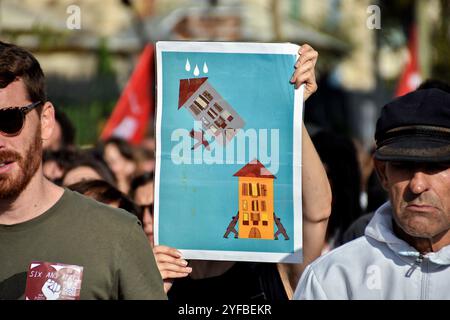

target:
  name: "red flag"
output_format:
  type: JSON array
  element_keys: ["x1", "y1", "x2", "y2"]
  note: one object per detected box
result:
[
  {"x1": 101, "y1": 44, "x2": 155, "y2": 145},
  {"x1": 395, "y1": 25, "x2": 422, "y2": 97}
]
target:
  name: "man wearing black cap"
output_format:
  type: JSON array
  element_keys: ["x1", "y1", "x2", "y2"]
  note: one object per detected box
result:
[{"x1": 294, "y1": 88, "x2": 450, "y2": 299}]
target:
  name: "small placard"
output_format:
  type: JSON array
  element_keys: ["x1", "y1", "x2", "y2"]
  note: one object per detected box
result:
[{"x1": 25, "y1": 261, "x2": 83, "y2": 300}]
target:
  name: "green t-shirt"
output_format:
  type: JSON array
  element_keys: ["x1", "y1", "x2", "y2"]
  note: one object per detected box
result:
[{"x1": 0, "y1": 189, "x2": 167, "y2": 300}]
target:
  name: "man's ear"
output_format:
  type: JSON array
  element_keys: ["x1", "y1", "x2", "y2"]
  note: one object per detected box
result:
[
  {"x1": 373, "y1": 158, "x2": 389, "y2": 191},
  {"x1": 40, "y1": 102, "x2": 55, "y2": 141}
]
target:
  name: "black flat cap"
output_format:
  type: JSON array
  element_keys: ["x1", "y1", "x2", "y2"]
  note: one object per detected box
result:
[{"x1": 375, "y1": 88, "x2": 450, "y2": 162}]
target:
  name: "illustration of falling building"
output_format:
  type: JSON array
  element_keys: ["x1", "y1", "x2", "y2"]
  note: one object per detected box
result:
[
  {"x1": 178, "y1": 77, "x2": 245, "y2": 145},
  {"x1": 223, "y1": 159, "x2": 289, "y2": 240}
]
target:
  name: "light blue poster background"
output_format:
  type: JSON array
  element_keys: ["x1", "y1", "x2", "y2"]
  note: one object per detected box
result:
[{"x1": 158, "y1": 51, "x2": 296, "y2": 253}]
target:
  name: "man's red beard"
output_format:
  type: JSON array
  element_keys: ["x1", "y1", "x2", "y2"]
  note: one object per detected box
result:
[{"x1": 0, "y1": 126, "x2": 42, "y2": 200}]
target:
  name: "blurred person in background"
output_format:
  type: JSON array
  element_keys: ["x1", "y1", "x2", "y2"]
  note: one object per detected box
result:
[
  {"x1": 417, "y1": 79, "x2": 450, "y2": 92},
  {"x1": 101, "y1": 137, "x2": 137, "y2": 194},
  {"x1": 340, "y1": 145, "x2": 388, "y2": 245},
  {"x1": 141, "y1": 129, "x2": 156, "y2": 153},
  {"x1": 135, "y1": 146, "x2": 155, "y2": 174},
  {"x1": 352, "y1": 138, "x2": 376, "y2": 211},
  {"x1": 42, "y1": 108, "x2": 76, "y2": 151},
  {"x1": 130, "y1": 171, "x2": 154, "y2": 246}
]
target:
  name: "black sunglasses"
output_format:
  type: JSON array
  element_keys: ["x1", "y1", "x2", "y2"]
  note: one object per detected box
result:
[{"x1": 0, "y1": 101, "x2": 42, "y2": 136}]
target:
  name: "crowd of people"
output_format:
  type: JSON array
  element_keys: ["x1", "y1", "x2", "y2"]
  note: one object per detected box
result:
[{"x1": 1, "y1": 39, "x2": 449, "y2": 300}]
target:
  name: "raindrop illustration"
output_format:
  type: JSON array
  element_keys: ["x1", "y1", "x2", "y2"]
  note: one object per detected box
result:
[
  {"x1": 185, "y1": 59, "x2": 191, "y2": 72},
  {"x1": 193, "y1": 65, "x2": 200, "y2": 76},
  {"x1": 203, "y1": 62, "x2": 208, "y2": 74}
]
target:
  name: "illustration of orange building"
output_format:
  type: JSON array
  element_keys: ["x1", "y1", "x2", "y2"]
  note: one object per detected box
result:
[{"x1": 233, "y1": 159, "x2": 276, "y2": 239}]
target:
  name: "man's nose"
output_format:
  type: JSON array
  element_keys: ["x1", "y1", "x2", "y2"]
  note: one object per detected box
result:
[{"x1": 408, "y1": 171, "x2": 430, "y2": 194}]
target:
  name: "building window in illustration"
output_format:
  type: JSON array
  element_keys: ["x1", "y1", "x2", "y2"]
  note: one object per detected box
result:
[
  {"x1": 261, "y1": 184, "x2": 267, "y2": 197},
  {"x1": 221, "y1": 109, "x2": 233, "y2": 122},
  {"x1": 251, "y1": 212, "x2": 260, "y2": 226},
  {"x1": 202, "y1": 90, "x2": 213, "y2": 101},
  {"x1": 251, "y1": 200, "x2": 259, "y2": 211},
  {"x1": 195, "y1": 95, "x2": 209, "y2": 109},
  {"x1": 214, "y1": 117, "x2": 226, "y2": 129},
  {"x1": 213, "y1": 103, "x2": 223, "y2": 113},
  {"x1": 207, "y1": 109, "x2": 216, "y2": 119},
  {"x1": 190, "y1": 104, "x2": 201, "y2": 115},
  {"x1": 249, "y1": 183, "x2": 260, "y2": 197}
]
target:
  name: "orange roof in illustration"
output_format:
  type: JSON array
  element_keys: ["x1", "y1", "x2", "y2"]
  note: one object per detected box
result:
[
  {"x1": 233, "y1": 159, "x2": 276, "y2": 179},
  {"x1": 178, "y1": 77, "x2": 209, "y2": 109}
]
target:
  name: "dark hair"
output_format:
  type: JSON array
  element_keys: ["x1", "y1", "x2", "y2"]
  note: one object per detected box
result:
[
  {"x1": 102, "y1": 137, "x2": 135, "y2": 161},
  {"x1": 417, "y1": 79, "x2": 450, "y2": 93},
  {"x1": 0, "y1": 41, "x2": 46, "y2": 111},
  {"x1": 136, "y1": 146, "x2": 155, "y2": 161},
  {"x1": 62, "y1": 150, "x2": 117, "y2": 186},
  {"x1": 312, "y1": 131, "x2": 363, "y2": 245},
  {"x1": 129, "y1": 171, "x2": 154, "y2": 199},
  {"x1": 55, "y1": 108, "x2": 76, "y2": 147},
  {"x1": 67, "y1": 179, "x2": 142, "y2": 221},
  {"x1": 43, "y1": 148, "x2": 78, "y2": 168},
  {"x1": 43, "y1": 148, "x2": 79, "y2": 185}
]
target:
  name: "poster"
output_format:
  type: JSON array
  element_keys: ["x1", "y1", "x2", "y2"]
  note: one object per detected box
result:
[{"x1": 155, "y1": 41, "x2": 303, "y2": 263}]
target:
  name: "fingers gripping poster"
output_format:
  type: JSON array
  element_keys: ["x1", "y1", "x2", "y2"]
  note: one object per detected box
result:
[{"x1": 155, "y1": 42, "x2": 303, "y2": 263}]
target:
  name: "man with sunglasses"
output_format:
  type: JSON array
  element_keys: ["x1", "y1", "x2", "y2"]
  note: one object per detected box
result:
[{"x1": 0, "y1": 41, "x2": 166, "y2": 300}]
